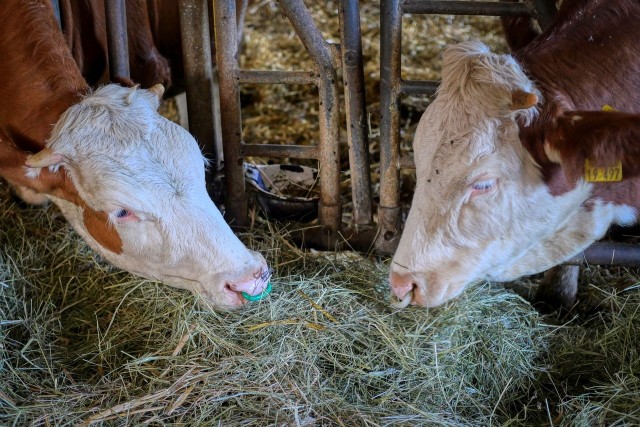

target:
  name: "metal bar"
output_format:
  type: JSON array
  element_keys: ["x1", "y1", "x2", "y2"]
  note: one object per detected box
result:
[
  {"x1": 528, "y1": 0, "x2": 557, "y2": 30},
  {"x1": 241, "y1": 143, "x2": 319, "y2": 159},
  {"x1": 399, "y1": 154, "x2": 415, "y2": 169},
  {"x1": 178, "y1": 0, "x2": 221, "y2": 180},
  {"x1": 51, "y1": 0, "x2": 62, "y2": 29},
  {"x1": 402, "y1": 0, "x2": 531, "y2": 16},
  {"x1": 339, "y1": 0, "x2": 373, "y2": 226},
  {"x1": 238, "y1": 70, "x2": 317, "y2": 85},
  {"x1": 565, "y1": 243, "x2": 640, "y2": 267},
  {"x1": 104, "y1": 0, "x2": 130, "y2": 81},
  {"x1": 376, "y1": 0, "x2": 403, "y2": 253},
  {"x1": 214, "y1": 0, "x2": 248, "y2": 225},
  {"x1": 401, "y1": 79, "x2": 439, "y2": 96},
  {"x1": 278, "y1": 0, "x2": 342, "y2": 232}
]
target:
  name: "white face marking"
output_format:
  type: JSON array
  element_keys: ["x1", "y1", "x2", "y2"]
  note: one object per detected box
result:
[
  {"x1": 389, "y1": 42, "x2": 637, "y2": 308},
  {"x1": 41, "y1": 85, "x2": 268, "y2": 309}
]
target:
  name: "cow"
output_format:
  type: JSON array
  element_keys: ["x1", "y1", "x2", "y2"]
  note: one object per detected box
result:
[
  {"x1": 388, "y1": 0, "x2": 640, "y2": 309},
  {"x1": 0, "y1": 0, "x2": 269, "y2": 309}
]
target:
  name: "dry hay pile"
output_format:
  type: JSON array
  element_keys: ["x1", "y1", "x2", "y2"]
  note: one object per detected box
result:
[
  {"x1": 1, "y1": 189, "x2": 640, "y2": 425},
  {"x1": 3, "y1": 1, "x2": 640, "y2": 426}
]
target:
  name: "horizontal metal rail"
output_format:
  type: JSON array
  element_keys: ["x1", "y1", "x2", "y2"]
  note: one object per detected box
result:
[
  {"x1": 566, "y1": 243, "x2": 640, "y2": 267},
  {"x1": 402, "y1": 1, "x2": 531, "y2": 16},
  {"x1": 241, "y1": 143, "x2": 319, "y2": 159},
  {"x1": 238, "y1": 70, "x2": 318, "y2": 85}
]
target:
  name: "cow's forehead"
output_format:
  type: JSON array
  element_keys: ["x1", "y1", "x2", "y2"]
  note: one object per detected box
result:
[{"x1": 416, "y1": 100, "x2": 503, "y2": 178}]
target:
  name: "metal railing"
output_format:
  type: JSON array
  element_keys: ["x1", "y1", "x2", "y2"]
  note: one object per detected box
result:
[{"x1": 101, "y1": 0, "x2": 640, "y2": 268}]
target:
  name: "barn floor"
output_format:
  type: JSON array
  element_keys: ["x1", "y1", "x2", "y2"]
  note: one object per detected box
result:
[{"x1": 1, "y1": 181, "x2": 639, "y2": 425}]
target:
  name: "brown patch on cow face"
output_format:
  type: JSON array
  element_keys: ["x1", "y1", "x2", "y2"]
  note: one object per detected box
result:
[{"x1": 82, "y1": 207, "x2": 123, "y2": 254}]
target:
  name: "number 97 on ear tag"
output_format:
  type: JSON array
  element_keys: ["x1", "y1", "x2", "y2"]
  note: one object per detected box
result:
[{"x1": 584, "y1": 159, "x2": 622, "y2": 182}]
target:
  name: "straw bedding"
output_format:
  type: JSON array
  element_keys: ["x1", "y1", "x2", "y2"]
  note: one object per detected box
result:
[{"x1": 2, "y1": 0, "x2": 640, "y2": 425}]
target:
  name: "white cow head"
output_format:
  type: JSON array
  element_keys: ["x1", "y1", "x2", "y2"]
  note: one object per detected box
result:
[
  {"x1": 26, "y1": 84, "x2": 269, "y2": 309},
  {"x1": 389, "y1": 41, "x2": 635, "y2": 308}
]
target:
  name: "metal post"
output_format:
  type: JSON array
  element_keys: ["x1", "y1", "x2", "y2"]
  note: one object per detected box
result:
[
  {"x1": 104, "y1": 0, "x2": 130, "y2": 81},
  {"x1": 339, "y1": 0, "x2": 373, "y2": 227},
  {"x1": 278, "y1": 0, "x2": 342, "y2": 232},
  {"x1": 213, "y1": 0, "x2": 248, "y2": 226},
  {"x1": 177, "y1": 0, "x2": 221, "y2": 194},
  {"x1": 376, "y1": 0, "x2": 402, "y2": 254}
]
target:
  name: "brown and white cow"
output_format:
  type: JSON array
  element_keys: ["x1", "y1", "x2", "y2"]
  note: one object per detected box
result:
[
  {"x1": 0, "y1": 0, "x2": 269, "y2": 309},
  {"x1": 389, "y1": 0, "x2": 640, "y2": 308}
]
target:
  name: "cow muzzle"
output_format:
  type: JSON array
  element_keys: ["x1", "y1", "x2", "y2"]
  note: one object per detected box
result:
[{"x1": 389, "y1": 271, "x2": 417, "y2": 309}]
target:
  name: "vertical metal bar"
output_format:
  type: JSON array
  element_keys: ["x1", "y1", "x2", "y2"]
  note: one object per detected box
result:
[
  {"x1": 213, "y1": 0, "x2": 248, "y2": 226},
  {"x1": 528, "y1": 0, "x2": 557, "y2": 30},
  {"x1": 177, "y1": 0, "x2": 221, "y2": 183},
  {"x1": 339, "y1": 0, "x2": 373, "y2": 227},
  {"x1": 376, "y1": 0, "x2": 402, "y2": 253},
  {"x1": 278, "y1": 0, "x2": 342, "y2": 231},
  {"x1": 104, "y1": 0, "x2": 130, "y2": 81},
  {"x1": 51, "y1": 0, "x2": 62, "y2": 29}
]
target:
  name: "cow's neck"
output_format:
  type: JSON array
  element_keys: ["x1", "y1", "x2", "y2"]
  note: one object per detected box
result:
[
  {"x1": 0, "y1": 0, "x2": 87, "y2": 153},
  {"x1": 518, "y1": 97, "x2": 640, "y2": 214}
]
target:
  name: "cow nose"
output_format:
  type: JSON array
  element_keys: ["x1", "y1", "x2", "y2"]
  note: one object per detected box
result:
[
  {"x1": 389, "y1": 271, "x2": 417, "y2": 309},
  {"x1": 227, "y1": 265, "x2": 272, "y2": 301}
]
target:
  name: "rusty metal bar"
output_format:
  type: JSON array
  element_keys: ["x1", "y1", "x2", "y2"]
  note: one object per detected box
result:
[
  {"x1": 214, "y1": 0, "x2": 247, "y2": 226},
  {"x1": 238, "y1": 70, "x2": 317, "y2": 85},
  {"x1": 399, "y1": 154, "x2": 415, "y2": 169},
  {"x1": 565, "y1": 243, "x2": 640, "y2": 267},
  {"x1": 241, "y1": 143, "x2": 319, "y2": 159},
  {"x1": 104, "y1": 0, "x2": 130, "y2": 81},
  {"x1": 278, "y1": 0, "x2": 342, "y2": 232},
  {"x1": 401, "y1": 80, "x2": 439, "y2": 96},
  {"x1": 402, "y1": 1, "x2": 531, "y2": 16},
  {"x1": 178, "y1": 0, "x2": 221, "y2": 179},
  {"x1": 377, "y1": 0, "x2": 403, "y2": 253},
  {"x1": 339, "y1": 0, "x2": 373, "y2": 226}
]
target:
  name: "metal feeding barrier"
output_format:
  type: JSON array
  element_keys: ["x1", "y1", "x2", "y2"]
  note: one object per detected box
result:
[{"x1": 101, "y1": 0, "x2": 640, "y2": 268}]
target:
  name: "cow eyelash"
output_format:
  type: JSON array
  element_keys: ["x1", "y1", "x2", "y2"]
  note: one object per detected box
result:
[
  {"x1": 470, "y1": 178, "x2": 497, "y2": 197},
  {"x1": 472, "y1": 180, "x2": 495, "y2": 191},
  {"x1": 112, "y1": 208, "x2": 138, "y2": 222}
]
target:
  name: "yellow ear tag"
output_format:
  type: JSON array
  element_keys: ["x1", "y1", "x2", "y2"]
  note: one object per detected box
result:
[
  {"x1": 585, "y1": 159, "x2": 622, "y2": 182},
  {"x1": 583, "y1": 105, "x2": 622, "y2": 182}
]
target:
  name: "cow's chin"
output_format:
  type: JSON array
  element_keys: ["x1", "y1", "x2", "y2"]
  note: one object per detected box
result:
[{"x1": 412, "y1": 279, "x2": 469, "y2": 308}]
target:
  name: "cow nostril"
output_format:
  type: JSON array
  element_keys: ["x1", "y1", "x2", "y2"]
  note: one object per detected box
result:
[{"x1": 390, "y1": 282, "x2": 415, "y2": 309}]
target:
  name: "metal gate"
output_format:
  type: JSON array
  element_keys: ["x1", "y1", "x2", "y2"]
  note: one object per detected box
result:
[{"x1": 102, "y1": 0, "x2": 640, "y2": 267}]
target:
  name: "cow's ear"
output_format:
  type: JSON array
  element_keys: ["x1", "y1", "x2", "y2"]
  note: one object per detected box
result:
[
  {"x1": 25, "y1": 148, "x2": 64, "y2": 168},
  {"x1": 511, "y1": 90, "x2": 538, "y2": 110}
]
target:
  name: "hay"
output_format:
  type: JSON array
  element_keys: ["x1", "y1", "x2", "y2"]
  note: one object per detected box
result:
[{"x1": 1, "y1": 184, "x2": 640, "y2": 425}]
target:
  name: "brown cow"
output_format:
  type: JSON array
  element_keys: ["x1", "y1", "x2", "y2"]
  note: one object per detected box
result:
[
  {"x1": 389, "y1": 0, "x2": 640, "y2": 309},
  {"x1": 56, "y1": 0, "x2": 247, "y2": 93},
  {"x1": 0, "y1": 0, "x2": 269, "y2": 309}
]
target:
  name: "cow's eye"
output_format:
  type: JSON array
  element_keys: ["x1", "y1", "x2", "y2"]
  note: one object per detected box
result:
[
  {"x1": 471, "y1": 178, "x2": 497, "y2": 196},
  {"x1": 112, "y1": 209, "x2": 137, "y2": 222}
]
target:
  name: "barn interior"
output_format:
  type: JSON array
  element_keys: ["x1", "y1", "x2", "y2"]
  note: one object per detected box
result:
[{"x1": 1, "y1": 0, "x2": 640, "y2": 425}]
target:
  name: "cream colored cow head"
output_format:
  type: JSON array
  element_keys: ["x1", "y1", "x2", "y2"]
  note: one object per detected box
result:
[
  {"x1": 389, "y1": 42, "x2": 636, "y2": 308},
  {"x1": 26, "y1": 84, "x2": 269, "y2": 309}
]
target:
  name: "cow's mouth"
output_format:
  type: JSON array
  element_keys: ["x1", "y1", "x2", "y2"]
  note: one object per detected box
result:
[{"x1": 390, "y1": 290, "x2": 413, "y2": 309}]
